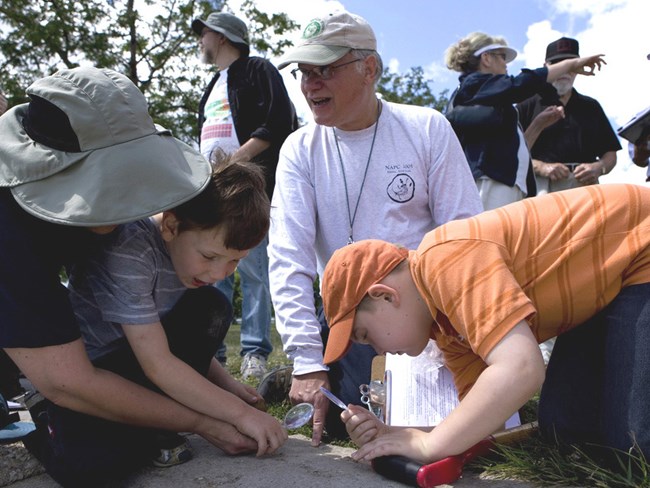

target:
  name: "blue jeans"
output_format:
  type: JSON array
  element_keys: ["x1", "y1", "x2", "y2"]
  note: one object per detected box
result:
[
  {"x1": 216, "y1": 236, "x2": 272, "y2": 359},
  {"x1": 539, "y1": 283, "x2": 650, "y2": 460}
]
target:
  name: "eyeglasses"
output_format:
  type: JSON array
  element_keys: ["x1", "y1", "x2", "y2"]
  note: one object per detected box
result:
[
  {"x1": 291, "y1": 59, "x2": 362, "y2": 81},
  {"x1": 489, "y1": 52, "x2": 507, "y2": 61}
]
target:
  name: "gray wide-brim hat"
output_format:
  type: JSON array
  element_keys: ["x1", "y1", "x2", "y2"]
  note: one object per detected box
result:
[
  {"x1": 277, "y1": 11, "x2": 377, "y2": 69},
  {"x1": 0, "y1": 67, "x2": 211, "y2": 226},
  {"x1": 191, "y1": 12, "x2": 249, "y2": 45}
]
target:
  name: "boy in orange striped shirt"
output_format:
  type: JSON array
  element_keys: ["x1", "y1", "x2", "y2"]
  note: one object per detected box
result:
[{"x1": 320, "y1": 184, "x2": 650, "y2": 465}]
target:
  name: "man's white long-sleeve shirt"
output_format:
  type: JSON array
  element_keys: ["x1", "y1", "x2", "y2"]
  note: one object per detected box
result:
[{"x1": 269, "y1": 100, "x2": 483, "y2": 375}]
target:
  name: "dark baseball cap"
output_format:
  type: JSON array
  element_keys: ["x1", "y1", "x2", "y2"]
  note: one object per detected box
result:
[{"x1": 545, "y1": 37, "x2": 579, "y2": 63}]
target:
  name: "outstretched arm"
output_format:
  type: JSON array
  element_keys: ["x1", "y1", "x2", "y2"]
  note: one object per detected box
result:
[
  {"x1": 546, "y1": 54, "x2": 606, "y2": 83},
  {"x1": 351, "y1": 321, "x2": 544, "y2": 464}
]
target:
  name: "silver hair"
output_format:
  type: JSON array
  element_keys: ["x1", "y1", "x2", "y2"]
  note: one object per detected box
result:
[{"x1": 351, "y1": 49, "x2": 384, "y2": 85}]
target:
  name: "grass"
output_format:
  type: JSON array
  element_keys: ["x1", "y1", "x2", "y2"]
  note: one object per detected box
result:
[
  {"x1": 471, "y1": 397, "x2": 650, "y2": 487},
  {"x1": 223, "y1": 322, "x2": 650, "y2": 485},
  {"x1": 476, "y1": 434, "x2": 650, "y2": 487}
]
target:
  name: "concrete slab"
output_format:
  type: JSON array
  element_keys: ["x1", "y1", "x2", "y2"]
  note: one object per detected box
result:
[{"x1": 4, "y1": 432, "x2": 539, "y2": 488}]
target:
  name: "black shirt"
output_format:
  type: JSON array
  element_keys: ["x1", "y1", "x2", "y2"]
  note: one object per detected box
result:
[
  {"x1": 0, "y1": 188, "x2": 104, "y2": 348},
  {"x1": 517, "y1": 89, "x2": 621, "y2": 163}
]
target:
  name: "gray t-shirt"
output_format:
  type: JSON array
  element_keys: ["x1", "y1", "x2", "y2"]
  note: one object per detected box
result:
[{"x1": 68, "y1": 218, "x2": 186, "y2": 361}]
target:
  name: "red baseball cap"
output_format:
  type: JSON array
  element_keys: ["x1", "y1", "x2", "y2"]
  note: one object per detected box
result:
[{"x1": 321, "y1": 240, "x2": 408, "y2": 364}]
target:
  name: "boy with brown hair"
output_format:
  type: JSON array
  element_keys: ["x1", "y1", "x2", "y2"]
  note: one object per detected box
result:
[
  {"x1": 29, "y1": 155, "x2": 287, "y2": 482},
  {"x1": 320, "y1": 183, "x2": 650, "y2": 465}
]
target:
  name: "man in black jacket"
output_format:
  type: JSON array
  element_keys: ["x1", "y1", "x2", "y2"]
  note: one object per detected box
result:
[{"x1": 192, "y1": 12, "x2": 298, "y2": 380}]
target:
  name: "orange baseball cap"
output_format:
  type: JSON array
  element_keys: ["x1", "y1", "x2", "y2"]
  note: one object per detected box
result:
[{"x1": 321, "y1": 239, "x2": 408, "y2": 364}]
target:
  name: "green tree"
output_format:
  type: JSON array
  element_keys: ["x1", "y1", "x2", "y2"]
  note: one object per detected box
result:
[
  {"x1": 377, "y1": 66, "x2": 449, "y2": 112},
  {"x1": 0, "y1": 0, "x2": 298, "y2": 143}
]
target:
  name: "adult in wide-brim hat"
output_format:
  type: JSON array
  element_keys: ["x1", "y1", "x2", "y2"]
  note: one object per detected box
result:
[
  {"x1": 0, "y1": 66, "x2": 211, "y2": 226},
  {"x1": 0, "y1": 67, "x2": 233, "y2": 487}
]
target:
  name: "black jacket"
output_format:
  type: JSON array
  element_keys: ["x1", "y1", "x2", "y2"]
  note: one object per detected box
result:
[
  {"x1": 448, "y1": 67, "x2": 556, "y2": 196},
  {"x1": 198, "y1": 55, "x2": 298, "y2": 198}
]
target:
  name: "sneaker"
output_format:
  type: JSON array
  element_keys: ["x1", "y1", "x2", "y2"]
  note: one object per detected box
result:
[
  {"x1": 152, "y1": 433, "x2": 193, "y2": 468},
  {"x1": 257, "y1": 365, "x2": 293, "y2": 404},
  {"x1": 240, "y1": 353, "x2": 267, "y2": 381}
]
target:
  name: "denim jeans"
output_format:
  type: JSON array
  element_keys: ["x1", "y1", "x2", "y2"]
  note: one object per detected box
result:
[
  {"x1": 539, "y1": 282, "x2": 650, "y2": 460},
  {"x1": 216, "y1": 235, "x2": 272, "y2": 359},
  {"x1": 318, "y1": 307, "x2": 376, "y2": 440}
]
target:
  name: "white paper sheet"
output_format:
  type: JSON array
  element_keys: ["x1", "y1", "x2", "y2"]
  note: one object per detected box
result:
[{"x1": 385, "y1": 342, "x2": 520, "y2": 428}]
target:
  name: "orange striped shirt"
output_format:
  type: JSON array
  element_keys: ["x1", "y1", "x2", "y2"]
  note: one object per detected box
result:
[{"x1": 410, "y1": 184, "x2": 650, "y2": 398}]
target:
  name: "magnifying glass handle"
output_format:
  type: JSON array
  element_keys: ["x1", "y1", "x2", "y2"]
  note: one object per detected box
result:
[{"x1": 319, "y1": 386, "x2": 347, "y2": 410}]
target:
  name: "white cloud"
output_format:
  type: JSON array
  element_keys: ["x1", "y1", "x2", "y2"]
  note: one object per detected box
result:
[
  {"x1": 425, "y1": 61, "x2": 456, "y2": 89},
  {"x1": 387, "y1": 57, "x2": 400, "y2": 73}
]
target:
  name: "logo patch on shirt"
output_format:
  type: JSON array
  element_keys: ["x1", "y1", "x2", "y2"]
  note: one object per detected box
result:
[{"x1": 386, "y1": 174, "x2": 415, "y2": 203}]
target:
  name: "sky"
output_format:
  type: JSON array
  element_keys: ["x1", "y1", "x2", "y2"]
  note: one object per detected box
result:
[{"x1": 225, "y1": 0, "x2": 650, "y2": 184}]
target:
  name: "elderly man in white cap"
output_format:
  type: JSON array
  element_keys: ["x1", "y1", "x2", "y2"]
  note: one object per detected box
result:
[
  {"x1": 266, "y1": 11, "x2": 483, "y2": 446},
  {"x1": 0, "y1": 67, "x2": 260, "y2": 485}
]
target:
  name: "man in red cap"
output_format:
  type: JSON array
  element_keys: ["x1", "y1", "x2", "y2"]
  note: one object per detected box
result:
[{"x1": 518, "y1": 37, "x2": 621, "y2": 196}]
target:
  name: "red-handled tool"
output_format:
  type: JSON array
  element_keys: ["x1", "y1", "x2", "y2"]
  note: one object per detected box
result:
[{"x1": 371, "y1": 421, "x2": 538, "y2": 487}]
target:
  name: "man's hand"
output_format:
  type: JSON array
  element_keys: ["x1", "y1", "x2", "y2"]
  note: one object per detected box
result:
[
  {"x1": 289, "y1": 371, "x2": 330, "y2": 446},
  {"x1": 573, "y1": 162, "x2": 603, "y2": 185},
  {"x1": 533, "y1": 160, "x2": 571, "y2": 181}
]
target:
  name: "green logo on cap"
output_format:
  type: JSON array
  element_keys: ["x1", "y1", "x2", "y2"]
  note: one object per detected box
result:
[{"x1": 302, "y1": 20, "x2": 323, "y2": 39}]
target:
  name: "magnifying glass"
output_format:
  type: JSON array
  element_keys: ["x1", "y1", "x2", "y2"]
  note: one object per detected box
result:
[
  {"x1": 282, "y1": 402, "x2": 314, "y2": 430},
  {"x1": 281, "y1": 386, "x2": 350, "y2": 430}
]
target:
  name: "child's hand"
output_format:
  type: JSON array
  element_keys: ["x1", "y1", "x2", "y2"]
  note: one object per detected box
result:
[
  {"x1": 235, "y1": 408, "x2": 288, "y2": 456},
  {"x1": 351, "y1": 427, "x2": 434, "y2": 465},
  {"x1": 341, "y1": 404, "x2": 388, "y2": 446},
  {"x1": 216, "y1": 373, "x2": 261, "y2": 404}
]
